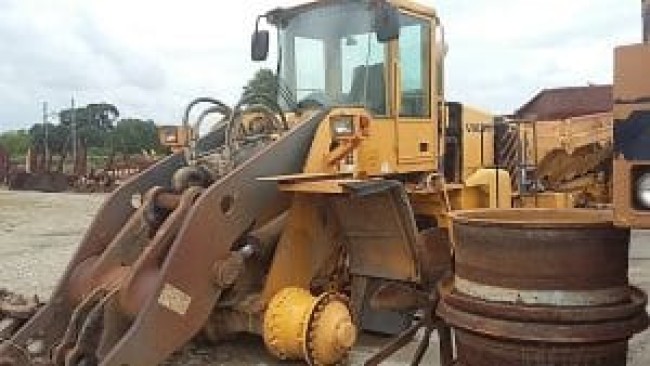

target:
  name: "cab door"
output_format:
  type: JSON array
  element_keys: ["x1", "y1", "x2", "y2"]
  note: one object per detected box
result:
[{"x1": 395, "y1": 12, "x2": 438, "y2": 171}]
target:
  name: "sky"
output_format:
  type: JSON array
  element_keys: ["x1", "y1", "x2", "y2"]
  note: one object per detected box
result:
[{"x1": 0, "y1": 0, "x2": 643, "y2": 132}]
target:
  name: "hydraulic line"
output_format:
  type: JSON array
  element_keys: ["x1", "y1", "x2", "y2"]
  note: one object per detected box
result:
[{"x1": 181, "y1": 97, "x2": 232, "y2": 132}]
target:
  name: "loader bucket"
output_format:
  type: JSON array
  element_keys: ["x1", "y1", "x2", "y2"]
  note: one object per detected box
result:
[{"x1": 0, "y1": 110, "x2": 326, "y2": 366}]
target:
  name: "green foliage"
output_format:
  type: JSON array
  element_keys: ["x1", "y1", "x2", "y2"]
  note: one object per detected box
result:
[
  {"x1": 242, "y1": 68, "x2": 278, "y2": 102},
  {"x1": 0, "y1": 129, "x2": 30, "y2": 156},
  {"x1": 109, "y1": 118, "x2": 162, "y2": 155},
  {"x1": 28, "y1": 123, "x2": 69, "y2": 156},
  {"x1": 59, "y1": 103, "x2": 119, "y2": 148},
  {"x1": 2, "y1": 104, "x2": 163, "y2": 168}
]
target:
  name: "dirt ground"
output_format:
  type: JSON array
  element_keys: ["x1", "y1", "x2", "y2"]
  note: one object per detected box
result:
[
  {"x1": 0, "y1": 190, "x2": 106, "y2": 298},
  {"x1": 1, "y1": 189, "x2": 649, "y2": 365}
]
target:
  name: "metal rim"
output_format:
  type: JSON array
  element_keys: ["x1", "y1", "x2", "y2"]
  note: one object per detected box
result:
[
  {"x1": 452, "y1": 276, "x2": 632, "y2": 307},
  {"x1": 450, "y1": 208, "x2": 616, "y2": 229},
  {"x1": 438, "y1": 276, "x2": 648, "y2": 324},
  {"x1": 437, "y1": 298, "x2": 649, "y2": 343}
]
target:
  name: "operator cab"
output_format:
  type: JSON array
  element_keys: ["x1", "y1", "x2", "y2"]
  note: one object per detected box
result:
[
  {"x1": 261, "y1": 1, "x2": 398, "y2": 114},
  {"x1": 252, "y1": 0, "x2": 446, "y2": 174}
]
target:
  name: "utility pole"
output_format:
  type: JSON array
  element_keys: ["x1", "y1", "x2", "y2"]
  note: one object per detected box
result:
[
  {"x1": 71, "y1": 97, "x2": 77, "y2": 174},
  {"x1": 42, "y1": 102, "x2": 50, "y2": 172}
]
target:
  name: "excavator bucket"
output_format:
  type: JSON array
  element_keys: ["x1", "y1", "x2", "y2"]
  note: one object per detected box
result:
[{"x1": 0, "y1": 111, "x2": 325, "y2": 366}]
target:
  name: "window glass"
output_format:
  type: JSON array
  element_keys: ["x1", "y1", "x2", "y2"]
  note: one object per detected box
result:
[
  {"x1": 295, "y1": 37, "x2": 325, "y2": 102},
  {"x1": 399, "y1": 16, "x2": 430, "y2": 117},
  {"x1": 340, "y1": 34, "x2": 387, "y2": 115},
  {"x1": 278, "y1": 2, "x2": 389, "y2": 115}
]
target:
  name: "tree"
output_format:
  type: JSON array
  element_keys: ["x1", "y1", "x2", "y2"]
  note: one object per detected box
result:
[
  {"x1": 28, "y1": 123, "x2": 70, "y2": 172},
  {"x1": 58, "y1": 103, "x2": 119, "y2": 174},
  {"x1": 110, "y1": 118, "x2": 161, "y2": 157},
  {"x1": 0, "y1": 130, "x2": 30, "y2": 157},
  {"x1": 59, "y1": 103, "x2": 119, "y2": 146},
  {"x1": 242, "y1": 68, "x2": 278, "y2": 102}
]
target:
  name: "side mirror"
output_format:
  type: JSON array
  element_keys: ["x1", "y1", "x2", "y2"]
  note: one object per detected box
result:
[
  {"x1": 375, "y1": 3, "x2": 400, "y2": 43},
  {"x1": 251, "y1": 29, "x2": 269, "y2": 61}
]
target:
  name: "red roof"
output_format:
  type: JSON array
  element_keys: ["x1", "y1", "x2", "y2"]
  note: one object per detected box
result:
[{"x1": 515, "y1": 85, "x2": 612, "y2": 120}]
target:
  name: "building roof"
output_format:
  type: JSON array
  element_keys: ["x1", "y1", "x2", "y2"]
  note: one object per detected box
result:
[{"x1": 515, "y1": 85, "x2": 613, "y2": 121}]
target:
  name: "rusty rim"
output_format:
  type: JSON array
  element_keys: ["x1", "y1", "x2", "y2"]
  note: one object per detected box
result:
[
  {"x1": 437, "y1": 298, "x2": 649, "y2": 343},
  {"x1": 450, "y1": 208, "x2": 616, "y2": 229},
  {"x1": 453, "y1": 328, "x2": 629, "y2": 366},
  {"x1": 438, "y1": 277, "x2": 648, "y2": 324}
]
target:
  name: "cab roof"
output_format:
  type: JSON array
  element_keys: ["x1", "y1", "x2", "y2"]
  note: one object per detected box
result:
[{"x1": 268, "y1": 0, "x2": 438, "y2": 25}]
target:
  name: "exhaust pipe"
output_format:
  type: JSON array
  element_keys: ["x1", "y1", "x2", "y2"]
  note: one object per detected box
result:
[{"x1": 641, "y1": 0, "x2": 650, "y2": 44}]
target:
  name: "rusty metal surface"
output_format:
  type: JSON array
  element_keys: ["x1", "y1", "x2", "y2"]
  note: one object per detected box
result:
[
  {"x1": 450, "y1": 208, "x2": 617, "y2": 227},
  {"x1": 441, "y1": 277, "x2": 648, "y2": 324},
  {"x1": 364, "y1": 295, "x2": 453, "y2": 366},
  {"x1": 453, "y1": 329, "x2": 629, "y2": 366},
  {"x1": 0, "y1": 290, "x2": 41, "y2": 366},
  {"x1": 0, "y1": 290, "x2": 40, "y2": 340},
  {"x1": 452, "y1": 209, "x2": 630, "y2": 304},
  {"x1": 332, "y1": 180, "x2": 420, "y2": 282},
  {"x1": 438, "y1": 293, "x2": 648, "y2": 344},
  {"x1": 0, "y1": 154, "x2": 185, "y2": 365},
  {"x1": 8, "y1": 171, "x2": 69, "y2": 193},
  {"x1": 439, "y1": 208, "x2": 649, "y2": 366},
  {"x1": 416, "y1": 228, "x2": 452, "y2": 288},
  {"x1": 91, "y1": 113, "x2": 323, "y2": 365},
  {"x1": 0, "y1": 111, "x2": 324, "y2": 365}
]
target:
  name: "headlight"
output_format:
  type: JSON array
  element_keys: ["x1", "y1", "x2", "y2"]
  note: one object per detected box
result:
[
  {"x1": 161, "y1": 128, "x2": 178, "y2": 143},
  {"x1": 635, "y1": 172, "x2": 650, "y2": 208},
  {"x1": 165, "y1": 133, "x2": 177, "y2": 143},
  {"x1": 331, "y1": 116, "x2": 354, "y2": 136}
]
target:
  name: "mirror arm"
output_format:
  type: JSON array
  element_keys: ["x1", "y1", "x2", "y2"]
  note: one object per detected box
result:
[{"x1": 254, "y1": 15, "x2": 263, "y2": 33}]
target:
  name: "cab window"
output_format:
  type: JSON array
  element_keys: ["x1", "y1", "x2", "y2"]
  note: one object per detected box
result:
[{"x1": 399, "y1": 15, "x2": 430, "y2": 118}]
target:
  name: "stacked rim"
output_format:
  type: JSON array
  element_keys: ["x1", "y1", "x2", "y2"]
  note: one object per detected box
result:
[{"x1": 437, "y1": 209, "x2": 649, "y2": 366}]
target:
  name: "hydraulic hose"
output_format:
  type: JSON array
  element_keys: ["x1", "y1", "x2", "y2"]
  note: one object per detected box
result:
[
  {"x1": 225, "y1": 93, "x2": 288, "y2": 151},
  {"x1": 181, "y1": 97, "x2": 232, "y2": 159},
  {"x1": 181, "y1": 97, "x2": 232, "y2": 132}
]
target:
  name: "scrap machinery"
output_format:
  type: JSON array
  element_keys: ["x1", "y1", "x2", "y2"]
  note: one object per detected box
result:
[
  {"x1": 0, "y1": 2, "x2": 490, "y2": 364},
  {"x1": 1, "y1": 0, "x2": 648, "y2": 365}
]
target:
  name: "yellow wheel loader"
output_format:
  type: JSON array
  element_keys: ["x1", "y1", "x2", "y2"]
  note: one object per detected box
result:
[{"x1": 2, "y1": 0, "x2": 646, "y2": 365}]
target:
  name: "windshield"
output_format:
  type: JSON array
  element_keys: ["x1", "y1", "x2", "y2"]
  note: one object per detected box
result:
[{"x1": 277, "y1": 2, "x2": 389, "y2": 115}]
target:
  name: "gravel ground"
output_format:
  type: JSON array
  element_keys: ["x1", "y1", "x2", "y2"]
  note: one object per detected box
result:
[
  {"x1": 1, "y1": 189, "x2": 649, "y2": 365},
  {"x1": 0, "y1": 190, "x2": 105, "y2": 299}
]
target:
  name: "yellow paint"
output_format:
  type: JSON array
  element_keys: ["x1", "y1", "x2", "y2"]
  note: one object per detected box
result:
[
  {"x1": 464, "y1": 168, "x2": 512, "y2": 209},
  {"x1": 157, "y1": 125, "x2": 193, "y2": 153},
  {"x1": 612, "y1": 43, "x2": 650, "y2": 229},
  {"x1": 460, "y1": 106, "x2": 494, "y2": 180},
  {"x1": 263, "y1": 287, "x2": 355, "y2": 365},
  {"x1": 259, "y1": 0, "x2": 519, "y2": 234},
  {"x1": 519, "y1": 192, "x2": 574, "y2": 209},
  {"x1": 261, "y1": 194, "x2": 341, "y2": 301}
]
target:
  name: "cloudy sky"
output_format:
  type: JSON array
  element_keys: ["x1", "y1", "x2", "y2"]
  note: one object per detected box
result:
[{"x1": 0, "y1": 0, "x2": 642, "y2": 132}]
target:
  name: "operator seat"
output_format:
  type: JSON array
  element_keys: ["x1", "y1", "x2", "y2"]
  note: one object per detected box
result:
[{"x1": 349, "y1": 63, "x2": 386, "y2": 116}]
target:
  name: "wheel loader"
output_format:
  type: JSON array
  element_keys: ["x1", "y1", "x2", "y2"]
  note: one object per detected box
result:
[{"x1": 0, "y1": 0, "x2": 643, "y2": 365}]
